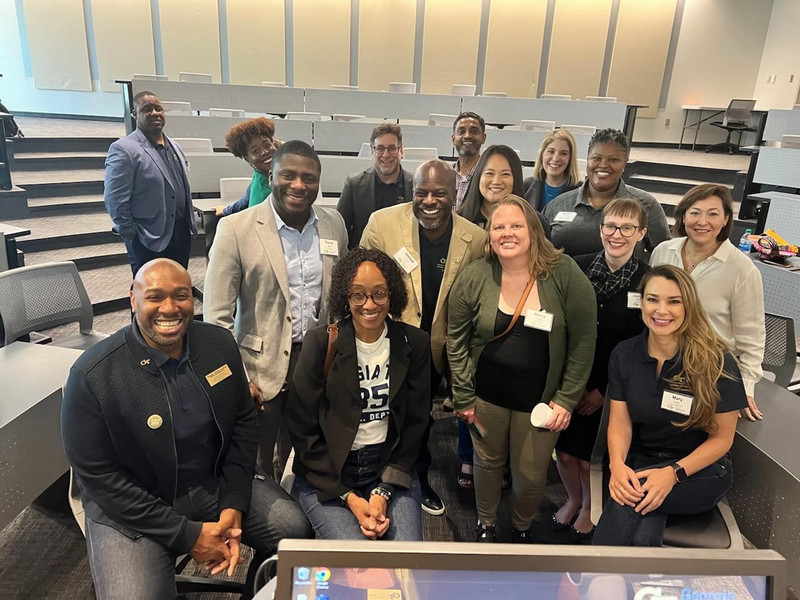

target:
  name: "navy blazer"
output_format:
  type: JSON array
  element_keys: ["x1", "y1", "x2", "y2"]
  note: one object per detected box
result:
[
  {"x1": 337, "y1": 167, "x2": 413, "y2": 249},
  {"x1": 287, "y1": 318, "x2": 431, "y2": 501},
  {"x1": 62, "y1": 321, "x2": 256, "y2": 553},
  {"x1": 104, "y1": 129, "x2": 196, "y2": 252}
]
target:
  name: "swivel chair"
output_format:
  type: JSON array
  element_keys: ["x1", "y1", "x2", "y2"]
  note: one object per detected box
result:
[
  {"x1": 706, "y1": 99, "x2": 757, "y2": 154},
  {"x1": 762, "y1": 313, "x2": 800, "y2": 391}
]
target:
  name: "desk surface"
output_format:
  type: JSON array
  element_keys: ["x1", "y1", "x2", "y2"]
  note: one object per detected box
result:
[
  {"x1": 737, "y1": 379, "x2": 800, "y2": 479},
  {"x1": 0, "y1": 222, "x2": 32, "y2": 238},
  {"x1": 748, "y1": 190, "x2": 800, "y2": 203},
  {"x1": 0, "y1": 342, "x2": 83, "y2": 427},
  {"x1": 193, "y1": 198, "x2": 222, "y2": 214}
]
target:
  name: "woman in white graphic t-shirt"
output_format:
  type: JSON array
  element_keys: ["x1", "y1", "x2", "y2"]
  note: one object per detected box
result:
[{"x1": 288, "y1": 247, "x2": 431, "y2": 540}]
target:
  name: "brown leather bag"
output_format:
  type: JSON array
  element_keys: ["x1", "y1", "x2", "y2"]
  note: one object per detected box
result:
[{"x1": 323, "y1": 322, "x2": 339, "y2": 377}]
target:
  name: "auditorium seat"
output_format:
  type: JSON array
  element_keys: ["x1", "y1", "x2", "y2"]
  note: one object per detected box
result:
[
  {"x1": 179, "y1": 72, "x2": 213, "y2": 83},
  {"x1": 172, "y1": 137, "x2": 214, "y2": 153}
]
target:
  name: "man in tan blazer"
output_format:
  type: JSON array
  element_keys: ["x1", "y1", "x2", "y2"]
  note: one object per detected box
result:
[
  {"x1": 361, "y1": 159, "x2": 487, "y2": 515},
  {"x1": 204, "y1": 141, "x2": 348, "y2": 476}
]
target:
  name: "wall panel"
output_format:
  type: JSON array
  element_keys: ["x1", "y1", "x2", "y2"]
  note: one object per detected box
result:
[
  {"x1": 159, "y1": 0, "x2": 221, "y2": 82},
  {"x1": 23, "y1": 0, "x2": 92, "y2": 91},
  {"x1": 420, "y1": 0, "x2": 482, "y2": 95},
  {"x1": 484, "y1": 0, "x2": 547, "y2": 98},
  {"x1": 358, "y1": 0, "x2": 415, "y2": 91},
  {"x1": 607, "y1": 0, "x2": 675, "y2": 117},
  {"x1": 546, "y1": 0, "x2": 612, "y2": 100},
  {"x1": 227, "y1": 0, "x2": 286, "y2": 85},
  {"x1": 294, "y1": 0, "x2": 350, "y2": 89},
  {"x1": 92, "y1": 0, "x2": 156, "y2": 92}
]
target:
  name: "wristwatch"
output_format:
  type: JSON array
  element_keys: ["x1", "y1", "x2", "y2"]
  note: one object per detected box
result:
[{"x1": 671, "y1": 463, "x2": 688, "y2": 483}]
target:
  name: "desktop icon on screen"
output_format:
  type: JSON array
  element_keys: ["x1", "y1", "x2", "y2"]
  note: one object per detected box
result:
[
  {"x1": 315, "y1": 568, "x2": 331, "y2": 582},
  {"x1": 297, "y1": 567, "x2": 311, "y2": 581}
]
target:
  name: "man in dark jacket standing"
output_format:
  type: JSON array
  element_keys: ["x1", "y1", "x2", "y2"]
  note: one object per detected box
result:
[{"x1": 61, "y1": 258, "x2": 310, "y2": 600}]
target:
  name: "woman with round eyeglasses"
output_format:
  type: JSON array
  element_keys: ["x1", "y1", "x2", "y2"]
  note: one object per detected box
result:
[
  {"x1": 650, "y1": 184, "x2": 764, "y2": 421},
  {"x1": 215, "y1": 117, "x2": 281, "y2": 216},
  {"x1": 523, "y1": 129, "x2": 582, "y2": 211},
  {"x1": 542, "y1": 128, "x2": 669, "y2": 260},
  {"x1": 592, "y1": 265, "x2": 747, "y2": 546},
  {"x1": 287, "y1": 247, "x2": 430, "y2": 540},
  {"x1": 459, "y1": 144, "x2": 551, "y2": 236},
  {"x1": 553, "y1": 198, "x2": 649, "y2": 540}
]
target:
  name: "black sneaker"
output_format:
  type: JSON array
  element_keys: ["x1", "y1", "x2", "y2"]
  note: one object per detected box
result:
[
  {"x1": 473, "y1": 522, "x2": 496, "y2": 542},
  {"x1": 511, "y1": 526, "x2": 535, "y2": 544},
  {"x1": 420, "y1": 484, "x2": 445, "y2": 515}
]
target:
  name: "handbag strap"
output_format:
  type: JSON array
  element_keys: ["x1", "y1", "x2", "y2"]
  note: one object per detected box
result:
[
  {"x1": 323, "y1": 322, "x2": 340, "y2": 377},
  {"x1": 470, "y1": 277, "x2": 536, "y2": 349}
]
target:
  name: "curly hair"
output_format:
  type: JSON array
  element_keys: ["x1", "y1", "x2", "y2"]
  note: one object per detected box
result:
[
  {"x1": 588, "y1": 128, "x2": 629, "y2": 158},
  {"x1": 327, "y1": 248, "x2": 409, "y2": 322},
  {"x1": 224, "y1": 117, "x2": 276, "y2": 159}
]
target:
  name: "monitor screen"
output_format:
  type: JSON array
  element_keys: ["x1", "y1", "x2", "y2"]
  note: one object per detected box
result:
[
  {"x1": 288, "y1": 566, "x2": 767, "y2": 600},
  {"x1": 272, "y1": 541, "x2": 785, "y2": 600}
]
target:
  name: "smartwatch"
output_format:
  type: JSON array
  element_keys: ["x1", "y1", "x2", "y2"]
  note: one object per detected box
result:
[{"x1": 671, "y1": 463, "x2": 688, "y2": 483}]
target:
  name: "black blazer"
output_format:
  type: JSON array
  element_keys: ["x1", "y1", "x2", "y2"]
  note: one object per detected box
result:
[
  {"x1": 523, "y1": 177, "x2": 580, "y2": 212},
  {"x1": 62, "y1": 321, "x2": 256, "y2": 553},
  {"x1": 337, "y1": 167, "x2": 413, "y2": 249},
  {"x1": 287, "y1": 318, "x2": 431, "y2": 501}
]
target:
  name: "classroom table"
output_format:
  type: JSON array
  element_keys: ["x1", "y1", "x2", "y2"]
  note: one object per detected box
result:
[{"x1": 0, "y1": 342, "x2": 83, "y2": 529}]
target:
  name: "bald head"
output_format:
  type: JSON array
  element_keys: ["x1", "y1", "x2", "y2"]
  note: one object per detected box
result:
[
  {"x1": 412, "y1": 160, "x2": 455, "y2": 238},
  {"x1": 130, "y1": 259, "x2": 194, "y2": 358}
]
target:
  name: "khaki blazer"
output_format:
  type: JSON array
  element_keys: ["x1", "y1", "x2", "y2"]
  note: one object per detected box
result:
[
  {"x1": 203, "y1": 198, "x2": 348, "y2": 401},
  {"x1": 360, "y1": 202, "x2": 487, "y2": 373}
]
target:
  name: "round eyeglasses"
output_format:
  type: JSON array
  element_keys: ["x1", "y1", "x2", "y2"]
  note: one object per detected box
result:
[
  {"x1": 600, "y1": 223, "x2": 641, "y2": 238},
  {"x1": 348, "y1": 290, "x2": 390, "y2": 306}
]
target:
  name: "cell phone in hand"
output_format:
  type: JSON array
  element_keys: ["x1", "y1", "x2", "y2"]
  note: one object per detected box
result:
[{"x1": 467, "y1": 417, "x2": 486, "y2": 438}]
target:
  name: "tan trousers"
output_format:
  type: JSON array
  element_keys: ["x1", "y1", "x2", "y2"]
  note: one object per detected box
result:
[{"x1": 471, "y1": 397, "x2": 559, "y2": 530}]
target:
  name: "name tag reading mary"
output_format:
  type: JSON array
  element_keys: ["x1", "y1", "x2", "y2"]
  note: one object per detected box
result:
[{"x1": 661, "y1": 390, "x2": 693, "y2": 416}]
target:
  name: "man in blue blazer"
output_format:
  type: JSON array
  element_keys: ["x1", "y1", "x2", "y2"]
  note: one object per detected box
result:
[{"x1": 104, "y1": 91, "x2": 196, "y2": 276}]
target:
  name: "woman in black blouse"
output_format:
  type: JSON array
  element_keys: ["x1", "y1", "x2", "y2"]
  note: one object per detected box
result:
[{"x1": 553, "y1": 198, "x2": 649, "y2": 539}]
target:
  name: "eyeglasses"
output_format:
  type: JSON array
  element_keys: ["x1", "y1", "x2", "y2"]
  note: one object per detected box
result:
[
  {"x1": 348, "y1": 290, "x2": 390, "y2": 306},
  {"x1": 600, "y1": 223, "x2": 641, "y2": 237},
  {"x1": 373, "y1": 145, "x2": 400, "y2": 155}
]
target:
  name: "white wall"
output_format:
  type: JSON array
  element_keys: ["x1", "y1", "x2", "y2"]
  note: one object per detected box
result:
[
  {"x1": 633, "y1": 0, "x2": 772, "y2": 144},
  {"x1": 0, "y1": 0, "x2": 122, "y2": 118},
  {"x1": 752, "y1": 0, "x2": 800, "y2": 110}
]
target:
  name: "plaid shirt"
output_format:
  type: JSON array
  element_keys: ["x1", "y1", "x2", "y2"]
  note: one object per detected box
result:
[{"x1": 453, "y1": 158, "x2": 479, "y2": 212}]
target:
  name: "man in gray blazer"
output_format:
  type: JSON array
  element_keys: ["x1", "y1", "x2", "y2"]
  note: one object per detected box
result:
[
  {"x1": 104, "y1": 91, "x2": 195, "y2": 276},
  {"x1": 204, "y1": 141, "x2": 347, "y2": 478},
  {"x1": 337, "y1": 122, "x2": 413, "y2": 249}
]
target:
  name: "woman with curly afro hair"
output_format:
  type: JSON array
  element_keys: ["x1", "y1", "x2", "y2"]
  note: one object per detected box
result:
[
  {"x1": 215, "y1": 117, "x2": 281, "y2": 216},
  {"x1": 287, "y1": 247, "x2": 431, "y2": 541}
]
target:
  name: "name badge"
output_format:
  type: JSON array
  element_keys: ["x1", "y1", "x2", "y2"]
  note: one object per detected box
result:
[
  {"x1": 206, "y1": 364, "x2": 233, "y2": 387},
  {"x1": 661, "y1": 390, "x2": 693, "y2": 416},
  {"x1": 524, "y1": 309, "x2": 554, "y2": 332},
  {"x1": 320, "y1": 238, "x2": 339, "y2": 256},
  {"x1": 627, "y1": 292, "x2": 642, "y2": 309},
  {"x1": 553, "y1": 211, "x2": 577, "y2": 223},
  {"x1": 393, "y1": 247, "x2": 419, "y2": 274}
]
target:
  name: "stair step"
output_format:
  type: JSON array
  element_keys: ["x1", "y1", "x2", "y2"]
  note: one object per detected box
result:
[
  {"x1": 11, "y1": 153, "x2": 107, "y2": 171},
  {"x1": 12, "y1": 168, "x2": 106, "y2": 186},
  {"x1": 9, "y1": 137, "x2": 116, "y2": 155},
  {"x1": 27, "y1": 194, "x2": 106, "y2": 213},
  {"x1": 632, "y1": 174, "x2": 734, "y2": 188},
  {"x1": 23, "y1": 242, "x2": 129, "y2": 270}
]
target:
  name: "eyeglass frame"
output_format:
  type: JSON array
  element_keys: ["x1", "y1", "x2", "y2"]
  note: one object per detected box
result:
[
  {"x1": 347, "y1": 290, "x2": 391, "y2": 306},
  {"x1": 372, "y1": 145, "x2": 400, "y2": 155},
  {"x1": 599, "y1": 223, "x2": 643, "y2": 238}
]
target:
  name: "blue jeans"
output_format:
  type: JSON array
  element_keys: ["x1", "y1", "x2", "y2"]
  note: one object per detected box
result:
[
  {"x1": 296, "y1": 443, "x2": 422, "y2": 540},
  {"x1": 593, "y1": 455, "x2": 733, "y2": 547},
  {"x1": 85, "y1": 474, "x2": 312, "y2": 600}
]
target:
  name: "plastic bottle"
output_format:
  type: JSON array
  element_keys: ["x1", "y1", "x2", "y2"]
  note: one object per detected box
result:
[{"x1": 738, "y1": 229, "x2": 752, "y2": 253}]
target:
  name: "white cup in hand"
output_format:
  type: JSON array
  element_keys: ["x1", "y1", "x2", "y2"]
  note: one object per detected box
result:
[{"x1": 530, "y1": 403, "x2": 553, "y2": 428}]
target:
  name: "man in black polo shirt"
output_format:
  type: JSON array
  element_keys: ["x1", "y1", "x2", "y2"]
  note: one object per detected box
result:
[
  {"x1": 62, "y1": 258, "x2": 311, "y2": 599},
  {"x1": 337, "y1": 122, "x2": 414, "y2": 248},
  {"x1": 360, "y1": 160, "x2": 487, "y2": 515}
]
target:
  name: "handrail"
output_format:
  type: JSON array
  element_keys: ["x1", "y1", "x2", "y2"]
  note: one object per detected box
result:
[{"x1": 0, "y1": 113, "x2": 13, "y2": 191}]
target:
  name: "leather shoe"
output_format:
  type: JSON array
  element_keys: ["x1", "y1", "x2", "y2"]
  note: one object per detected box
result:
[
  {"x1": 473, "y1": 522, "x2": 496, "y2": 542},
  {"x1": 511, "y1": 526, "x2": 535, "y2": 543},
  {"x1": 420, "y1": 484, "x2": 445, "y2": 515}
]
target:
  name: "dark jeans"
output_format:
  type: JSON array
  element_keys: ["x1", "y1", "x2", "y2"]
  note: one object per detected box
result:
[
  {"x1": 593, "y1": 454, "x2": 733, "y2": 546},
  {"x1": 258, "y1": 342, "x2": 301, "y2": 478},
  {"x1": 296, "y1": 443, "x2": 422, "y2": 540},
  {"x1": 85, "y1": 474, "x2": 312, "y2": 600},
  {"x1": 124, "y1": 219, "x2": 192, "y2": 276}
]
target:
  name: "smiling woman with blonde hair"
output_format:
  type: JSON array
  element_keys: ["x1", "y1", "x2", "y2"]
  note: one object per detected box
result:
[
  {"x1": 593, "y1": 264, "x2": 748, "y2": 546},
  {"x1": 523, "y1": 129, "x2": 582, "y2": 211},
  {"x1": 448, "y1": 194, "x2": 596, "y2": 543}
]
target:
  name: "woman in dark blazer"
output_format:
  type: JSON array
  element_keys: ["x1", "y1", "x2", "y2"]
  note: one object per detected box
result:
[
  {"x1": 522, "y1": 129, "x2": 582, "y2": 211},
  {"x1": 287, "y1": 247, "x2": 431, "y2": 541}
]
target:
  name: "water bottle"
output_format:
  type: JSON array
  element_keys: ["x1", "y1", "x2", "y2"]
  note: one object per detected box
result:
[{"x1": 738, "y1": 229, "x2": 752, "y2": 253}]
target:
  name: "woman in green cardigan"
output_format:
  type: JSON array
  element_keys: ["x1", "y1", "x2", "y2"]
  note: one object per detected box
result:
[{"x1": 448, "y1": 194, "x2": 597, "y2": 543}]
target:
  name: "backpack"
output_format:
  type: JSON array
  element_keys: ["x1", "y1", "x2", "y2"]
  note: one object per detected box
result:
[{"x1": 0, "y1": 100, "x2": 23, "y2": 138}]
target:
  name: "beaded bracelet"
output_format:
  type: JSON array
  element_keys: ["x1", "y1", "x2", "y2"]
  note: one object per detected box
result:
[{"x1": 370, "y1": 486, "x2": 393, "y2": 502}]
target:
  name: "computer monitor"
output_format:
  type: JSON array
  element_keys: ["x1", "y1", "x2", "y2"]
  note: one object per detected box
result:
[{"x1": 273, "y1": 540, "x2": 785, "y2": 600}]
